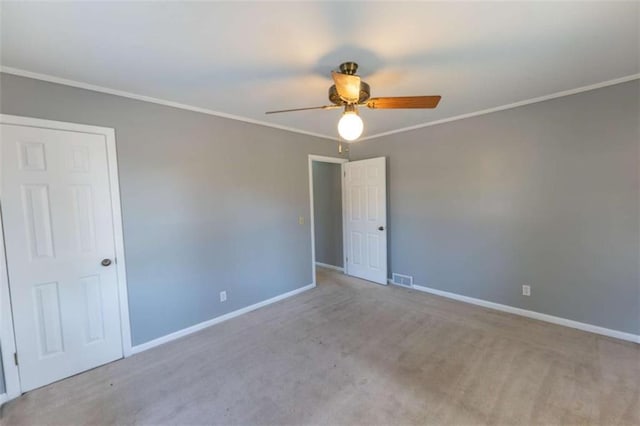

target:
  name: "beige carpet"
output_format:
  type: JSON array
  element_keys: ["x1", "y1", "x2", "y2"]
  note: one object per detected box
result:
[{"x1": 2, "y1": 268, "x2": 639, "y2": 425}]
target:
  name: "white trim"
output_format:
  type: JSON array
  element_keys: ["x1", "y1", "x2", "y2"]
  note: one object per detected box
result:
[
  {"x1": 104, "y1": 128, "x2": 133, "y2": 357},
  {"x1": 0, "y1": 393, "x2": 7, "y2": 406},
  {"x1": 0, "y1": 66, "x2": 337, "y2": 142},
  {"x1": 341, "y1": 163, "x2": 348, "y2": 275},
  {"x1": 131, "y1": 283, "x2": 316, "y2": 354},
  {"x1": 0, "y1": 114, "x2": 133, "y2": 401},
  {"x1": 315, "y1": 262, "x2": 344, "y2": 272},
  {"x1": 0, "y1": 114, "x2": 122, "y2": 137},
  {"x1": 410, "y1": 284, "x2": 640, "y2": 344},
  {"x1": 308, "y1": 155, "x2": 349, "y2": 286},
  {"x1": 308, "y1": 155, "x2": 348, "y2": 164},
  {"x1": 0, "y1": 206, "x2": 21, "y2": 401},
  {"x1": 360, "y1": 73, "x2": 640, "y2": 141},
  {"x1": 3, "y1": 66, "x2": 637, "y2": 144}
]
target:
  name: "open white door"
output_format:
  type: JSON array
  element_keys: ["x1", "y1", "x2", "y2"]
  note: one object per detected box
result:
[
  {"x1": 1, "y1": 123, "x2": 124, "y2": 392},
  {"x1": 343, "y1": 157, "x2": 387, "y2": 285}
]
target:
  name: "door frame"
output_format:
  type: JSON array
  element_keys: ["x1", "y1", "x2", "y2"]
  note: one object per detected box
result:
[
  {"x1": 308, "y1": 155, "x2": 348, "y2": 285},
  {"x1": 0, "y1": 114, "x2": 132, "y2": 401}
]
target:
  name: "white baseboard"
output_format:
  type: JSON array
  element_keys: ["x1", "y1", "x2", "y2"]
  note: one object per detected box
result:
[
  {"x1": 315, "y1": 262, "x2": 344, "y2": 272},
  {"x1": 400, "y1": 282, "x2": 639, "y2": 344},
  {"x1": 131, "y1": 283, "x2": 316, "y2": 354},
  {"x1": 0, "y1": 392, "x2": 8, "y2": 406}
]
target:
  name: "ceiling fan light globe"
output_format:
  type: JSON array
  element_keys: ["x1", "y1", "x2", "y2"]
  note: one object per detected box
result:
[{"x1": 338, "y1": 111, "x2": 364, "y2": 141}]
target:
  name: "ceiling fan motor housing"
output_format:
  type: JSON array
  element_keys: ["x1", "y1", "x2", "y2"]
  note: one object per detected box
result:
[
  {"x1": 329, "y1": 61, "x2": 370, "y2": 105},
  {"x1": 329, "y1": 81, "x2": 370, "y2": 105}
]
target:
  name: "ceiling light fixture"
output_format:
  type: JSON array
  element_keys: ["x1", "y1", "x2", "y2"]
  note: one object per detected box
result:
[
  {"x1": 265, "y1": 61, "x2": 441, "y2": 142},
  {"x1": 337, "y1": 105, "x2": 363, "y2": 141}
]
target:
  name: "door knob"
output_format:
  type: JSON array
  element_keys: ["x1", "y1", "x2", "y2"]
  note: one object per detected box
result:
[
  {"x1": 378, "y1": 226, "x2": 385, "y2": 231},
  {"x1": 101, "y1": 259, "x2": 112, "y2": 267}
]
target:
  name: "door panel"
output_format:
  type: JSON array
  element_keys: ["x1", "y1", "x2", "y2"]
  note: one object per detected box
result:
[
  {"x1": 22, "y1": 184, "x2": 55, "y2": 259},
  {"x1": 343, "y1": 157, "x2": 387, "y2": 284},
  {"x1": 33, "y1": 281, "x2": 64, "y2": 356},
  {"x1": 71, "y1": 185, "x2": 97, "y2": 252},
  {"x1": 1, "y1": 124, "x2": 123, "y2": 392},
  {"x1": 81, "y1": 274, "x2": 106, "y2": 344}
]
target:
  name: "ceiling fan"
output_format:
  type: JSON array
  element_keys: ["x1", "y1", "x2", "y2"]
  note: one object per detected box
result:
[{"x1": 265, "y1": 62, "x2": 441, "y2": 141}]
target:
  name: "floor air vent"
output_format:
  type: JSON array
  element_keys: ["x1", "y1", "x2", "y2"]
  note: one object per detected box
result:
[{"x1": 391, "y1": 273, "x2": 413, "y2": 287}]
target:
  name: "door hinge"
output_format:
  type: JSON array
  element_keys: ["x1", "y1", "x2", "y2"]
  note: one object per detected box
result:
[{"x1": 14, "y1": 352, "x2": 18, "y2": 366}]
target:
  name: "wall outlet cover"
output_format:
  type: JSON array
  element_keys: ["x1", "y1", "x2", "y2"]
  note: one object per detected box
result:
[
  {"x1": 522, "y1": 285, "x2": 531, "y2": 296},
  {"x1": 220, "y1": 291, "x2": 227, "y2": 302}
]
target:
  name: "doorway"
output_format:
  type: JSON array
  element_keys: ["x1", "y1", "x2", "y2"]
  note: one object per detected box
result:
[
  {"x1": 308, "y1": 155, "x2": 348, "y2": 283},
  {"x1": 0, "y1": 115, "x2": 131, "y2": 398},
  {"x1": 308, "y1": 155, "x2": 388, "y2": 286}
]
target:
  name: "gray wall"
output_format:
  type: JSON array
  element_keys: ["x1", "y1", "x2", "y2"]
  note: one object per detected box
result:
[
  {"x1": 351, "y1": 80, "x2": 640, "y2": 335},
  {"x1": 0, "y1": 73, "x2": 344, "y2": 358},
  {"x1": 1, "y1": 72, "x2": 637, "y2": 394},
  {"x1": 312, "y1": 162, "x2": 343, "y2": 267}
]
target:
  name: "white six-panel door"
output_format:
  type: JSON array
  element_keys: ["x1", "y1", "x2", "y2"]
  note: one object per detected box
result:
[
  {"x1": 343, "y1": 157, "x2": 387, "y2": 285},
  {"x1": 1, "y1": 124, "x2": 123, "y2": 392}
]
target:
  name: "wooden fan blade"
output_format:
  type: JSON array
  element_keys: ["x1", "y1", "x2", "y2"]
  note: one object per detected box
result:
[
  {"x1": 366, "y1": 96, "x2": 441, "y2": 109},
  {"x1": 265, "y1": 105, "x2": 341, "y2": 114},
  {"x1": 332, "y1": 71, "x2": 361, "y2": 103}
]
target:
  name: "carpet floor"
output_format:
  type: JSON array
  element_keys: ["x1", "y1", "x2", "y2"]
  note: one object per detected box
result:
[{"x1": 2, "y1": 268, "x2": 639, "y2": 425}]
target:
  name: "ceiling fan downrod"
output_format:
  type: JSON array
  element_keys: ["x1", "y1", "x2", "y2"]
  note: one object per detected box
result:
[{"x1": 339, "y1": 62, "x2": 359, "y2": 76}]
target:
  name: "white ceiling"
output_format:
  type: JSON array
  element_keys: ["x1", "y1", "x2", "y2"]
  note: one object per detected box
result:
[{"x1": 1, "y1": 1, "x2": 638, "y2": 140}]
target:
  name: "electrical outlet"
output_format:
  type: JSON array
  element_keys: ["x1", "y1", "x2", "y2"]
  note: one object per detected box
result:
[
  {"x1": 220, "y1": 291, "x2": 227, "y2": 302},
  {"x1": 522, "y1": 285, "x2": 531, "y2": 296},
  {"x1": 298, "y1": 216, "x2": 304, "y2": 225}
]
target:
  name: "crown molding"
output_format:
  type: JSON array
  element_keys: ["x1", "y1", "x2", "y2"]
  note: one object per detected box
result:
[
  {"x1": 2, "y1": 66, "x2": 638, "y2": 143},
  {"x1": 360, "y1": 73, "x2": 640, "y2": 141},
  {"x1": 0, "y1": 66, "x2": 338, "y2": 142}
]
